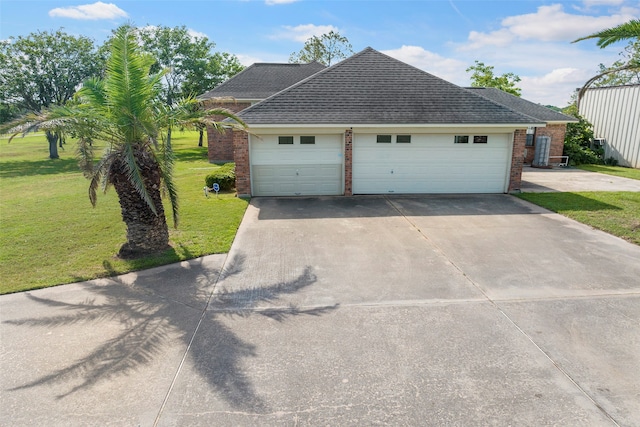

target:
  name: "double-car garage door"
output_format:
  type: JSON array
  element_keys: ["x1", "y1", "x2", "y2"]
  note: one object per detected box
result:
[{"x1": 250, "y1": 133, "x2": 511, "y2": 196}]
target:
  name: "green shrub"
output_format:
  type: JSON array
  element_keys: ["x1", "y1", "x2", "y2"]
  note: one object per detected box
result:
[
  {"x1": 563, "y1": 114, "x2": 603, "y2": 165},
  {"x1": 604, "y1": 156, "x2": 619, "y2": 166},
  {"x1": 205, "y1": 163, "x2": 235, "y2": 192}
]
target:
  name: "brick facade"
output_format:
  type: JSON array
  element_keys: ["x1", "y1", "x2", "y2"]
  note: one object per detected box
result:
[
  {"x1": 524, "y1": 124, "x2": 568, "y2": 165},
  {"x1": 509, "y1": 129, "x2": 527, "y2": 192},
  {"x1": 233, "y1": 130, "x2": 251, "y2": 197},
  {"x1": 205, "y1": 101, "x2": 252, "y2": 163},
  {"x1": 344, "y1": 129, "x2": 353, "y2": 196}
]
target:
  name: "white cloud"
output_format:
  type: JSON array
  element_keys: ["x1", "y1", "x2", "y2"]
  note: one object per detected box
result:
[
  {"x1": 187, "y1": 29, "x2": 208, "y2": 40},
  {"x1": 458, "y1": 3, "x2": 635, "y2": 50},
  {"x1": 272, "y1": 24, "x2": 339, "y2": 42},
  {"x1": 49, "y1": 2, "x2": 128, "y2": 20},
  {"x1": 381, "y1": 45, "x2": 468, "y2": 84},
  {"x1": 265, "y1": 0, "x2": 299, "y2": 5},
  {"x1": 520, "y1": 68, "x2": 594, "y2": 106}
]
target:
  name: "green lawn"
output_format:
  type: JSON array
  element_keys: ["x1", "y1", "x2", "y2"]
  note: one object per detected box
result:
[
  {"x1": 577, "y1": 164, "x2": 640, "y2": 180},
  {"x1": 516, "y1": 192, "x2": 640, "y2": 246},
  {"x1": 0, "y1": 132, "x2": 249, "y2": 294}
]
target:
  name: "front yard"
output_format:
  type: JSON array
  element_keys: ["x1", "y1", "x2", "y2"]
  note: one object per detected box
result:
[
  {"x1": 0, "y1": 131, "x2": 248, "y2": 294},
  {"x1": 517, "y1": 191, "x2": 640, "y2": 246}
]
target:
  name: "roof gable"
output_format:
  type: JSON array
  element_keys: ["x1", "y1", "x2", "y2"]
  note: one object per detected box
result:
[
  {"x1": 238, "y1": 47, "x2": 542, "y2": 125},
  {"x1": 467, "y1": 87, "x2": 577, "y2": 123},
  {"x1": 198, "y1": 62, "x2": 326, "y2": 101}
]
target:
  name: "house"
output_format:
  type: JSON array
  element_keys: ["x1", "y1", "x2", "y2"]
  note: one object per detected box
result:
[
  {"x1": 230, "y1": 47, "x2": 545, "y2": 197},
  {"x1": 580, "y1": 84, "x2": 640, "y2": 168},
  {"x1": 198, "y1": 61, "x2": 326, "y2": 162},
  {"x1": 467, "y1": 87, "x2": 577, "y2": 165}
]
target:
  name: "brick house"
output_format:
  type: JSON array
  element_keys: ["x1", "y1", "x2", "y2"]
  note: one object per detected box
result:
[
  {"x1": 230, "y1": 48, "x2": 553, "y2": 197},
  {"x1": 468, "y1": 87, "x2": 577, "y2": 165},
  {"x1": 197, "y1": 62, "x2": 325, "y2": 162}
]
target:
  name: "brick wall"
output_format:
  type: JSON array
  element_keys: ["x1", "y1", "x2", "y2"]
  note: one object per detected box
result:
[
  {"x1": 509, "y1": 129, "x2": 527, "y2": 192},
  {"x1": 205, "y1": 101, "x2": 251, "y2": 163},
  {"x1": 344, "y1": 129, "x2": 353, "y2": 196},
  {"x1": 233, "y1": 130, "x2": 251, "y2": 197},
  {"x1": 525, "y1": 124, "x2": 568, "y2": 165}
]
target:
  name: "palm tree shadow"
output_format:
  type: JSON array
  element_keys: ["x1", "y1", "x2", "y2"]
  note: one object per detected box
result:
[{"x1": 3, "y1": 254, "x2": 337, "y2": 413}]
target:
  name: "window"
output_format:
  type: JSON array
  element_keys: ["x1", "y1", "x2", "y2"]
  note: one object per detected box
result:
[
  {"x1": 454, "y1": 135, "x2": 469, "y2": 144},
  {"x1": 278, "y1": 136, "x2": 294, "y2": 145},
  {"x1": 300, "y1": 136, "x2": 315, "y2": 144},
  {"x1": 473, "y1": 135, "x2": 488, "y2": 144},
  {"x1": 396, "y1": 135, "x2": 411, "y2": 143},
  {"x1": 377, "y1": 135, "x2": 392, "y2": 143}
]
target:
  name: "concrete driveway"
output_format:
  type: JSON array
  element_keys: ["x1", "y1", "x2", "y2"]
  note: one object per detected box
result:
[
  {"x1": 521, "y1": 165, "x2": 640, "y2": 192},
  {"x1": 2, "y1": 195, "x2": 639, "y2": 426}
]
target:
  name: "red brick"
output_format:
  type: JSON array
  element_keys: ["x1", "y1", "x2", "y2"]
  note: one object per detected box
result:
[{"x1": 204, "y1": 100, "x2": 251, "y2": 163}]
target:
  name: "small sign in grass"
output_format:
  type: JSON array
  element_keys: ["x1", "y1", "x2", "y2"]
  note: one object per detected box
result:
[{"x1": 516, "y1": 191, "x2": 640, "y2": 246}]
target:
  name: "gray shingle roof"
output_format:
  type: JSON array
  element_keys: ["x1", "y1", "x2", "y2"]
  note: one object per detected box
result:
[
  {"x1": 238, "y1": 47, "x2": 544, "y2": 125},
  {"x1": 197, "y1": 62, "x2": 326, "y2": 101},
  {"x1": 466, "y1": 87, "x2": 577, "y2": 123}
]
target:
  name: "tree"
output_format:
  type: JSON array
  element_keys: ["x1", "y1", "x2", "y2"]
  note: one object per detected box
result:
[
  {"x1": 289, "y1": 31, "x2": 354, "y2": 66},
  {"x1": 466, "y1": 61, "x2": 522, "y2": 96},
  {"x1": 592, "y1": 40, "x2": 640, "y2": 87},
  {"x1": 181, "y1": 51, "x2": 244, "y2": 146},
  {"x1": 573, "y1": 19, "x2": 640, "y2": 109},
  {"x1": 0, "y1": 30, "x2": 103, "y2": 158},
  {"x1": 3, "y1": 26, "x2": 245, "y2": 258},
  {"x1": 573, "y1": 19, "x2": 640, "y2": 48},
  {"x1": 136, "y1": 25, "x2": 244, "y2": 146}
]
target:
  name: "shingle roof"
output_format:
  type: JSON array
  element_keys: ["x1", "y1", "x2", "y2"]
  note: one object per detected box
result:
[
  {"x1": 237, "y1": 47, "x2": 543, "y2": 125},
  {"x1": 466, "y1": 87, "x2": 577, "y2": 123},
  {"x1": 197, "y1": 62, "x2": 326, "y2": 101}
]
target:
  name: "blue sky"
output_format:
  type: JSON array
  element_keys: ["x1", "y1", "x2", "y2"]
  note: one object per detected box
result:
[{"x1": 1, "y1": 0, "x2": 638, "y2": 106}]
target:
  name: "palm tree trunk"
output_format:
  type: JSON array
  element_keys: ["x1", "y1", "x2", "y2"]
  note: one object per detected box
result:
[{"x1": 110, "y1": 151, "x2": 170, "y2": 258}]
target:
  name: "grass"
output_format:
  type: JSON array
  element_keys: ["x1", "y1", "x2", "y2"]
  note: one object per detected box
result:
[
  {"x1": 577, "y1": 164, "x2": 640, "y2": 180},
  {"x1": 516, "y1": 192, "x2": 640, "y2": 245},
  {"x1": 0, "y1": 131, "x2": 249, "y2": 294}
]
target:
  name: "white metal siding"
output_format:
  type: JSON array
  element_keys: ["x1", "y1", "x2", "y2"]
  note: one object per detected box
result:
[
  {"x1": 353, "y1": 133, "x2": 511, "y2": 194},
  {"x1": 250, "y1": 134, "x2": 343, "y2": 196},
  {"x1": 581, "y1": 85, "x2": 640, "y2": 168}
]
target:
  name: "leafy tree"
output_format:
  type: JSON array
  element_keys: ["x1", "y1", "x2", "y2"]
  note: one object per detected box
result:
[
  {"x1": 289, "y1": 31, "x2": 354, "y2": 66},
  {"x1": 3, "y1": 26, "x2": 245, "y2": 258},
  {"x1": 181, "y1": 51, "x2": 244, "y2": 146},
  {"x1": 136, "y1": 25, "x2": 244, "y2": 146},
  {"x1": 466, "y1": 61, "x2": 522, "y2": 96},
  {"x1": 0, "y1": 30, "x2": 103, "y2": 158},
  {"x1": 593, "y1": 40, "x2": 640, "y2": 87},
  {"x1": 573, "y1": 19, "x2": 640, "y2": 109}
]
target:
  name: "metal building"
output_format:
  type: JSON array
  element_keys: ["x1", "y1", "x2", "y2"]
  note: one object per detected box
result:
[{"x1": 581, "y1": 84, "x2": 640, "y2": 168}]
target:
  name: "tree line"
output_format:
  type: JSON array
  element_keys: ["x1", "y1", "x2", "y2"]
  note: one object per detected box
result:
[{"x1": 0, "y1": 25, "x2": 244, "y2": 158}]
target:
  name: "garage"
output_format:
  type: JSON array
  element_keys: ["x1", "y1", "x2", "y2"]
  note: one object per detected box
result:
[
  {"x1": 353, "y1": 133, "x2": 511, "y2": 194},
  {"x1": 250, "y1": 134, "x2": 343, "y2": 196}
]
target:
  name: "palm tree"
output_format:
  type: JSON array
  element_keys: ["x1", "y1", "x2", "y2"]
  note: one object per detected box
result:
[
  {"x1": 573, "y1": 19, "x2": 640, "y2": 110},
  {"x1": 4, "y1": 26, "x2": 245, "y2": 258},
  {"x1": 573, "y1": 19, "x2": 640, "y2": 47}
]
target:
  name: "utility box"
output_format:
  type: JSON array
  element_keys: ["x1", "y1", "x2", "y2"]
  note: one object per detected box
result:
[{"x1": 532, "y1": 136, "x2": 551, "y2": 167}]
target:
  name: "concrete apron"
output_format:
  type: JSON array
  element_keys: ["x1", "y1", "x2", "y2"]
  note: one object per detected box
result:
[
  {"x1": 521, "y1": 165, "x2": 640, "y2": 192},
  {"x1": 1, "y1": 194, "x2": 639, "y2": 426}
]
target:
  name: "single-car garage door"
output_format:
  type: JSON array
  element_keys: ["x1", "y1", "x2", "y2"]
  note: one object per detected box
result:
[
  {"x1": 251, "y1": 134, "x2": 343, "y2": 196},
  {"x1": 353, "y1": 133, "x2": 511, "y2": 194}
]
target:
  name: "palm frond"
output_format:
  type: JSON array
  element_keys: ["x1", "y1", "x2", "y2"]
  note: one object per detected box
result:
[
  {"x1": 121, "y1": 142, "x2": 158, "y2": 215},
  {"x1": 88, "y1": 148, "x2": 115, "y2": 207},
  {"x1": 573, "y1": 19, "x2": 640, "y2": 48}
]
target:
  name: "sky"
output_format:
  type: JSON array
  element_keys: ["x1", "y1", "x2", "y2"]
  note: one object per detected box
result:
[{"x1": 1, "y1": 0, "x2": 638, "y2": 107}]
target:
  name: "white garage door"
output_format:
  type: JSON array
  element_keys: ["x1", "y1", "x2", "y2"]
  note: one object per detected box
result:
[
  {"x1": 251, "y1": 134, "x2": 343, "y2": 196},
  {"x1": 353, "y1": 133, "x2": 511, "y2": 194}
]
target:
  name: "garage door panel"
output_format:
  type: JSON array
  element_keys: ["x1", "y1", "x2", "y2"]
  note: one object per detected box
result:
[
  {"x1": 353, "y1": 133, "x2": 510, "y2": 194},
  {"x1": 251, "y1": 134, "x2": 343, "y2": 196}
]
